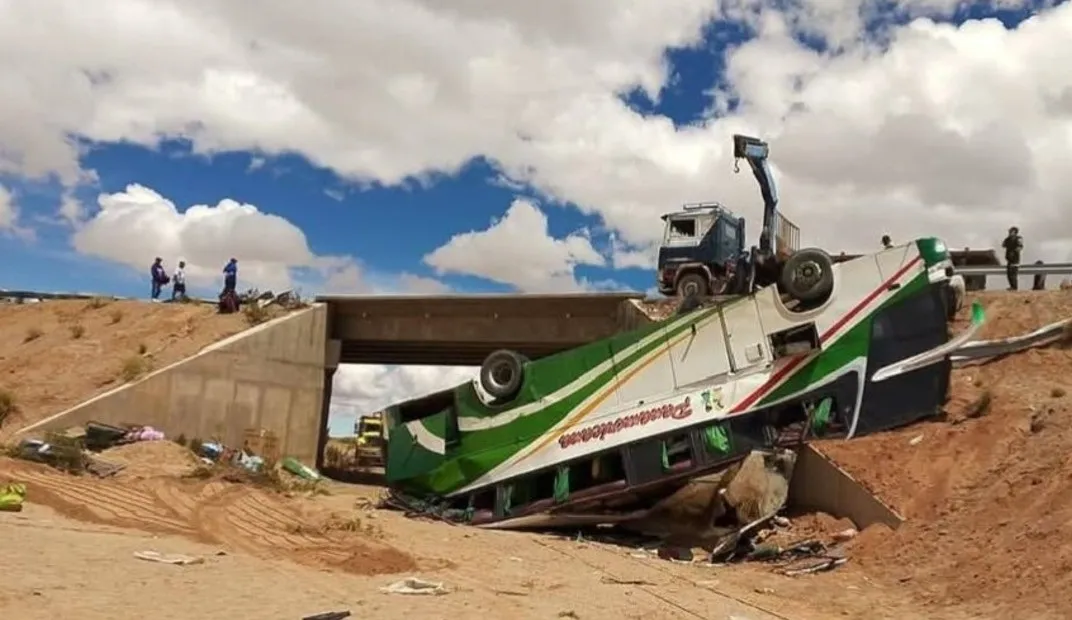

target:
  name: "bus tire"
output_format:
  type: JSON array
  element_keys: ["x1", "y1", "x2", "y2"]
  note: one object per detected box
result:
[
  {"x1": 781, "y1": 248, "x2": 834, "y2": 304},
  {"x1": 480, "y1": 349, "x2": 526, "y2": 401}
]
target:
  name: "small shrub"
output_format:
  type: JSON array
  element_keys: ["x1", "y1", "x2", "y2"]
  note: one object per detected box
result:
[
  {"x1": 23, "y1": 327, "x2": 43, "y2": 343},
  {"x1": 137, "y1": 342, "x2": 148, "y2": 355},
  {"x1": 1052, "y1": 387, "x2": 1067, "y2": 398},
  {"x1": 242, "y1": 302, "x2": 269, "y2": 326},
  {"x1": 0, "y1": 389, "x2": 16, "y2": 427},
  {"x1": 69, "y1": 324, "x2": 85, "y2": 339},
  {"x1": 188, "y1": 437, "x2": 204, "y2": 456},
  {"x1": 109, "y1": 308, "x2": 124, "y2": 324},
  {"x1": 86, "y1": 297, "x2": 109, "y2": 310},
  {"x1": 120, "y1": 356, "x2": 148, "y2": 382},
  {"x1": 174, "y1": 433, "x2": 188, "y2": 447}
]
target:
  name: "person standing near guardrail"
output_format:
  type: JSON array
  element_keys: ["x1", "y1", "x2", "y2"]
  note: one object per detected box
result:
[{"x1": 1002, "y1": 226, "x2": 1023, "y2": 291}]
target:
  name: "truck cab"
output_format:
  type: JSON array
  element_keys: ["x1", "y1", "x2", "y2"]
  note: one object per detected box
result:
[
  {"x1": 656, "y1": 203, "x2": 800, "y2": 298},
  {"x1": 656, "y1": 203, "x2": 743, "y2": 297}
]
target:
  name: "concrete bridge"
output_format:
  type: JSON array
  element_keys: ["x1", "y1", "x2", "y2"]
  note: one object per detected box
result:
[
  {"x1": 18, "y1": 292, "x2": 653, "y2": 468},
  {"x1": 319, "y1": 292, "x2": 647, "y2": 366}
]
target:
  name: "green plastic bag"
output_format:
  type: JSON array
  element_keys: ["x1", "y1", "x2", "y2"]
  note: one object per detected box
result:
[
  {"x1": 660, "y1": 442, "x2": 670, "y2": 471},
  {"x1": 553, "y1": 466, "x2": 570, "y2": 503},
  {"x1": 810, "y1": 397, "x2": 833, "y2": 435},
  {"x1": 704, "y1": 425, "x2": 730, "y2": 454}
]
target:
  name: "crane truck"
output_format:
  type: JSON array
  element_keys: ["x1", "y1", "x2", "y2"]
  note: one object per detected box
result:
[{"x1": 656, "y1": 135, "x2": 831, "y2": 305}]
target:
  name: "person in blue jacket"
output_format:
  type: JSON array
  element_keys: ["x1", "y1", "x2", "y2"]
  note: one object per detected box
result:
[
  {"x1": 150, "y1": 257, "x2": 168, "y2": 302},
  {"x1": 223, "y1": 258, "x2": 238, "y2": 293}
]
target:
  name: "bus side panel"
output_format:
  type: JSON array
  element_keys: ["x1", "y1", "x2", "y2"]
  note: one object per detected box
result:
[{"x1": 855, "y1": 283, "x2": 951, "y2": 436}]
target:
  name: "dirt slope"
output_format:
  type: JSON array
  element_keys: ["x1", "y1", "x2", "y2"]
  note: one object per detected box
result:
[
  {"x1": 819, "y1": 290, "x2": 1072, "y2": 618},
  {"x1": 0, "y1": 453, "x2": 418, "y2": 576},
  {"x1": 0, "y1": 299, "x2": 248, "y2": 437}
]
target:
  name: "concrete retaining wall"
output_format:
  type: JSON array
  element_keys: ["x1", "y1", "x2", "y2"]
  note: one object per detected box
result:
[{"x1": 17, "y1": 304, "x2": 329, "y2": 464}]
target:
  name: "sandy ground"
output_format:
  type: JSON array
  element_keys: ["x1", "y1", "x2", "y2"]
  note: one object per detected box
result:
[
  {"x1": 0, "y1": 454, "x2": 966, "y2": 620},
  {"x1": 2, "y1": 291, "x2": 1071, "y2": 619},
  {"x1": 818, "y1": 290, "x2": 1072, "y2": 619},
  {"x1": 0, "y1": 299, "x2": 248, "y2": 438}
]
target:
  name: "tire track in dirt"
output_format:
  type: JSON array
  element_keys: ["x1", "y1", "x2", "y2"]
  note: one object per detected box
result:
[{"x1": 0, "y1": 458, "x2": 417, "y2": 575}]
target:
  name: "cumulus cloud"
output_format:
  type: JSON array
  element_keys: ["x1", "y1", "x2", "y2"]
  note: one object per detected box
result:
[
  {"x1": 71, "y1": 184, "x2": 341, "y2": 292},
  {"x1": 3, "y1": 0, "x2": 1072, "y2": 422},
  {"x1": 322, "y1": 262, "x2": 451, "y2": 295},
  {"x1": 3, "y1": 0, "x2": 1065, "y2": 272},
  {"x1": 331, "y1": 364, "x2": 477, "y2": 420},
  {"x1": 424, "y1": 198, "x2": 605, "y2": 292},
  {"x1": 0, "y1": 184, "x2": 16, "y2": 231},
  {"x1": 0, "y1": 183, "x2": 32, "y2": 240}
]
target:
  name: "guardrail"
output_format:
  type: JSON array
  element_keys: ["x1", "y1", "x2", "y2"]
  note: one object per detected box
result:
[{"x1": 954, "y1": 263, "x2": 1072, "y2": 276}]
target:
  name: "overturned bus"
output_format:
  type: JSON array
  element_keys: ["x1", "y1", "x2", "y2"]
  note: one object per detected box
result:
[{"x1": 378, "y1": 237, "x2": 979, "y2": 529}]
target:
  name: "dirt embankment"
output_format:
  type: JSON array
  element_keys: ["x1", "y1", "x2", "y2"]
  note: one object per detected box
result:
[
  {"x1": 0, "y1": 299, "x2": 248, "y2": 437},
  {"x1": 820, "y1": 290, "x2": 1072, "y2": 618},
  {"x1": 0, "y1": 440, "x2": 420, "y2": 576}
]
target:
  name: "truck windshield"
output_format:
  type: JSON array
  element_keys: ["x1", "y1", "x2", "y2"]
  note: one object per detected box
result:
[{"x1": 668, "y1": 219, "x2": 696, "y2": 238}]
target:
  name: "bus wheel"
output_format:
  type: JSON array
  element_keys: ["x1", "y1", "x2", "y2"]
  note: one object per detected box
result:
[
  {"x1": 480, "y1": 349, "x2": 526, "y2": 401},
  {"x1": 781, "y1": 248, "x2": 834, "y2": 304}
]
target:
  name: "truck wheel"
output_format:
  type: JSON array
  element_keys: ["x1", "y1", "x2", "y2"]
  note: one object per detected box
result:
[
  {"x1": 675, "y1": 273, "x2": 709, "y2": 298},
  {"x1": 480, "y1": 349, "x2": 525, "y2": 401},
  {"x1": 780, "y1": 248, "x2": 834, "y2": 304}
]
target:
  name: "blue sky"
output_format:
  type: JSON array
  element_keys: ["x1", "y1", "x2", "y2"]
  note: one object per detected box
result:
[
  {"x1": 0, "y1": 2, "x2": 1049, "y2": 298},
  {"x1": 0, "y1": 1, "x2": 1063, "y2": 436}
]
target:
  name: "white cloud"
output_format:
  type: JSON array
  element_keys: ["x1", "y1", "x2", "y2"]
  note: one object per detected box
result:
[
  {"x1": 0, "y1": 183, "x2": 33, "y2": 240},
  {"x1": 71, "y1": 184, "x2": 338, "y2": 292},
  {"x1": 331, "y1": 364, "x2": 477, "y2": 420},
  {"x1": 0, "y1": 184, "x2": 17, "y2": 230},
  {"x1": 2, "y1": 0, "x2": 1070, "y2": 278},
  {"x1": 321, "y1": 261, "x2": 451, "y2": 295},
  {"x1": 424, "y1": 198, "x2": 605, "y2": 292}
]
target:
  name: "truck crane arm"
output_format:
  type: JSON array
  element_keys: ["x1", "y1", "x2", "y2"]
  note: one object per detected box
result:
[{"x1": 732, "y1": 134, "x2": 778, "y2": 257}]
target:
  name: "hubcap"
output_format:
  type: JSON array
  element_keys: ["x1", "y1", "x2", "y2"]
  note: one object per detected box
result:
[
  {"x1": 489, "y1": 362, "x2": 514, "y2": 389},
  {"x1": 794, "y1": 260, "x2": 822, "y2": 289}
]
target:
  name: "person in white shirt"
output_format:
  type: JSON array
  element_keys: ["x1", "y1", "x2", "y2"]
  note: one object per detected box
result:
[{"x1": 171, "y1": 261, "x2": 187, "y2": 301}]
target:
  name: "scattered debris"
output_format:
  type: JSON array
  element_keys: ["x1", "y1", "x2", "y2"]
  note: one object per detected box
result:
[
  {"x1": 908, "y1": 434, "x2": 924, "y2": 446},
  {"x1": 134, "y1": 550, "x2": 204, "y2": 565},
  {"x1": 833, "y1": 527, "x2": 858, "y2": 542},
  {"x1": 83, "y1": 455, "x2": 125, "y2": 478},
  {"x1": 656, "y1": 546, "x2": 693, "y2": 562},
  {"x1": 0, "y1": 482, "x2": 26, "y2": 512},
  {"x1": 283, "y1": 456, "x2": 321, "y2": 481},
  {"x1": 601, "y1": 576, "x2": 656, "y2": 586},
  {"x1": 302, "y1": 611, "x2": 351, "y2": 620},
  {"x1": 380, "y1": 577, "x2": 448, "y2": 595}
]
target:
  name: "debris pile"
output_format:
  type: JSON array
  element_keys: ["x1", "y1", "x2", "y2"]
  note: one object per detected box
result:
[{"x1": 550, "y1": 449, "x2": 857, "y2": 576}]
